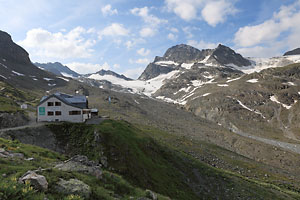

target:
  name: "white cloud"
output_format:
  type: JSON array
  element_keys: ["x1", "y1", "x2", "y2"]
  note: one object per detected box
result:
[
  {"x1": 165, "y1": 0, "x2": 202, "y2": 21},
  {"x1": 236, "y1": 44, "x2": 284, "y2": 58},
  {"x1": 18, "y1": 27, "x2": 96, "y2": 59},
  {"x1": 113, "y1": 64, "x2": 120, "y2": 69},
  {"x1": 164, "y1": 0, "x2": 237, "y2": 26},
  {"x1": 125, "y1": 38, "x2": 146, "y2": 49},
  {"x1": 125, "y1": 41, "x2": 134, "y2": 49},
  {"x1": 234, "y1": 20, "x2": 280, "y2": 47},
  {"x1": 131, "y1": 6, "x2": 167, "y2": 38},
  {"x1": 201, "y1": 0, "x2": 238, "y2": 27},
  {"x1": 101, "y1": 4, "x2": 118, "y2": 16},
  {"x1": 98, "y1": 23, "x2": 129, "y2": 39},
  {"x1": 136, "y1": 58, "x2": 150, "y2": 64},
  {"x1": 123, "y1": 67, "x2": 145, "y2": 79},
  {"x1": 140, "y1": 27, "x2": 156, "y2": 37},
  {"x1": 167, "y1": 33, "x2": 177, "y2": 41},
  {"x1": 182, "y1": 26, "x2": 200, "y2": 38},
  {"x1": 170, "y1": 27, "x2": 179, "y2": 33},
  {"x1": 66, "y1": 62, "x2": 109, "y2": 74},
  {"x1": 137, "y1": 48, "x2": 150, "y2": 56},
  {"x1": 129, "y1": 58, "x2": 150, "y2": 65},
  {"x1": 131, "y1": 7, "x2": 167, "y2": 26},
  {"x1": 187, "y1": 40, "x2": 217, "y2": 49},
  {"x1": 234, "y1": 0, "x2": 300, "y2": 54}
]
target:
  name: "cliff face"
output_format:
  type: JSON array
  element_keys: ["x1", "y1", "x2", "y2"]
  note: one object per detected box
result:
[{"x1": 0, "y1": 30, "x2": 31, "y2": 64}]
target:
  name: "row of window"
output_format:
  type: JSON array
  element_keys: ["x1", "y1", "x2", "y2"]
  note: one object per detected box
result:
[
  {"x1": 48, "y1": 102, "x2": 61, "y2": 106},
  {"x1": 48, "y1": 111, "x2": 61, "y2": 116},
  {"x1": 47, "y1": 110, "x2": 81, "y2": 116}
]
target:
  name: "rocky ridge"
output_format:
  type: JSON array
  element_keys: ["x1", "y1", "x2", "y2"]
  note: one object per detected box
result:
[
  {"x1": 0, "y1": 30, "x2": 66, "y2": 90},
  {"x1": 138, "y1": 44, "x2": 251, "y2": 80},
  {"x1": 34, "y1": 62, "x2": 80, "y2": 77},
  {"x1": 284, "y1": 47, "x2": 300, "y2": 56}
]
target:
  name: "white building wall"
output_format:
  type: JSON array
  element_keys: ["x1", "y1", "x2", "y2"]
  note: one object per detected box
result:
[{"x1": 37, "y1": 97, "x2": 84, "y2": 123}]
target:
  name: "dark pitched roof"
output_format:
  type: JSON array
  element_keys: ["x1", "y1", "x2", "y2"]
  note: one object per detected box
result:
[{"x1": 38, "y1": 92, "x2": 88, "y2": 109}]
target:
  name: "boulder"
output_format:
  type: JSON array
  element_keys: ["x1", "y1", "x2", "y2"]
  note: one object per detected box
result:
[
  {"x1": 145, "y1": 189, "x2": 158, "y2": 200},
  {"x1": 0, "y1": 148, "x2": 24, "y2": 159},
  {"x1": 10, "y1": 152, "x2": 24, "y2": 159},
  {"x1": 55, "y1": 178, "x2": 91, "y2": 198},
  {"x1": 18, "y1": 171, "x2": 48, "y2": 191},
  {"x1": 54, "y1": 155, "x2": 102, "y2": 179}
]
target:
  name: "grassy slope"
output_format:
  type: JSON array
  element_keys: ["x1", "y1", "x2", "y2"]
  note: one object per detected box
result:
[
  {"x1": 48, "y1": 120, "x2": 300, "y2": 200},
  {"x1": 0, "y1": 81, "x2": 40, "y2": 112},
  {"x1": 0, "y1": 137, "x2": 170, "y2": 200}
]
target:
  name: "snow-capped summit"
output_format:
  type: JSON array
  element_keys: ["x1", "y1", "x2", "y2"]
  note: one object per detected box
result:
[{"x1": 138, "y1": 44, "x2": 251, "y2": 81}]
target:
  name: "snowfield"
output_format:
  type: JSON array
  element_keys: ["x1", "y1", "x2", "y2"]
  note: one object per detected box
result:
[
  {"x1": 88, "y1": 70, "x2": 180, "y2": 96},
  {"x1": 246, "y1": 79, "x2": 258, "y2": 83}
]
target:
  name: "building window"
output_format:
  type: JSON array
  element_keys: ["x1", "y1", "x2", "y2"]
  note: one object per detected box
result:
[
  {"x1": 47, "y1": 111, "x2": 54, "y2": 116},
  {"x1": 48, "y1": 102, "x2": 54, "y2": 106},
  {"x1": 55, "y1": 102, "x2": 61, "y2": 106},
  {"x1": 55, "y1": 111, "x2": 62, "y2": 116},
  {"x1": 69, "y1": 110, "x2": 81, "y2": 115}
]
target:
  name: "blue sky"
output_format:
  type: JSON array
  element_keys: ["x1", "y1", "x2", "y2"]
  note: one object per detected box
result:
[{"x1": 1, "y1": 0, "x2": 300, "y2": 78}]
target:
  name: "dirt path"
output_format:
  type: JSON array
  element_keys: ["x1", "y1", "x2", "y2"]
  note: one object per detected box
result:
[
  {"x1": 230, "y1": 125, "x2": 300, "y2": 155},
  {"x1": 0, "y1": 122, "x2": 46, "y2": 134}
]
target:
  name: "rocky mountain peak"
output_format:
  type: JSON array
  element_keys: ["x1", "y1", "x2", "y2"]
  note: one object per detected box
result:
[
  {"x1": 34, "y1": 62, "x2": 80, "y2": 77},
  {"x1": 156, "y1": 44, "x2": 209, "y2": 63},
  {"x1": 0, "y1": 30, "x2": 31, "y2": 64},
  {"x1": 284, "y1": 48, "x2": 300, "y2": 56},
  {"x1": 95, "y1": 69, "x2": 132, "y2": 81},
  {"x1": 209, "y1": 44, "x2": 251, "y2": 67}
]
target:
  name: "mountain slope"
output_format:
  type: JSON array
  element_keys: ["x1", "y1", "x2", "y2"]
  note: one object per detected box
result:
[
  {"x1": 284, "y1": 47, "x2": 300, "y2": 56},
  {"x1": 0, "y1": 30, "x2": 66, "y2": 90},
  {"x1": 2, "y1": 120, "x2": 297, "y2": 199},
  {"x1": 138, "y1": 44, "x2": 251, "y2": 80},
  {"x1": 34, "y1": 62, "x2": 80, "y2": 78}
]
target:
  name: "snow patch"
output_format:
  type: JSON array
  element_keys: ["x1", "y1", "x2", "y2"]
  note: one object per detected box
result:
[
  {"x1": 134, "y1": 99, "x2": 140, "y2": 104},
  {"x1": 191, "y1": 93, "x2": 211, "y2": 100},
  {"x1": 2, "y1": 59, "x2": 6, "y2": 62},
  {"x1": 181, "y1": 63, "x2": 194, "y2": 69},
  {"x1": 270, "y1": 95, "x2": 293, "y2": 109},
  {"x1": 88, "y1": 70, "x2": 180, "y2": 96},
  {"x1": 202, "y1": 93, "x2": 211, "y2": 97},
  {"x1": 33, "y1": 78, "x2": 38, "y2": 81},
  {"x1": 0, "y1": 74, "x2": 7, "y2": 79},
  {"x1": 156, "y1": 96, "x2": 186, "y2": 105},
  {"x1": 176, "y1": 86, "x2": 191, "y2": 94},
  {"x1": 12, "y1": 70, "x2": 24, "y2": 76},
  {"x1": 203, "y1": 74, "x2": 214, "y2": 79},
  {"x1": 286, "y1": 82, "x2": 295, "y2": 86},
  {"x1": 191, "y1": 79, "x2": 215, "y2": 87},
  {"x1": 48, "y1": 83, "x2": 56, "y2": 87},
  {"x1": 61, "y1": 72, "x2": 75, "y2": 78},
  {"x1": 0, "y1": 63, "x2": 8, "y2": 68},
  {"x1": 235, "y1": 98, "x2": 265, "y2": 118},
  {"x1": 199, "y1": 55, "x2": 210, "y2": 64},
  {"x1": 58, "y1": 77, "x2": 70, "y2": 82},
  {"x1": 43, "y1": 78, "x2": 54, "y2": 81},
  {"x1": 217, "y1": 84, "x2": 229, "y2": 87},
  {"x1": 226, "y1": 77, "x2": 241, "y2": 83},
  {"x1": 246, "y1": 79, "x2": 258, "y2": 83},
  {"x1": 155, "y1": 61, "x2": 179, "y2": 66},
  {"x1": 232, "y1": 56, "x2": 300, "y2": 74}
]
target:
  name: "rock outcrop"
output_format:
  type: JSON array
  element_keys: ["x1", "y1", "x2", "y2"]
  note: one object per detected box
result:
[
  {"x1": 34, "y1": 62, "x2": 80, "y2": 77},
  {"x1": 138, "y1": 44, "x2": 250, "y2": 80},
  {"x1": 55, "y1": 178, "x2": 91, "y2": 198},
  {"x1": 284, "y1": 48, "x2": 300, "y2": 56},
  {"x1": 54, "y1": 155, "x2": 103, "y2": 179},
  {"x1": 0, "y1": 30, "x2": 31, "y2": 64},
  {"x1": 18, "y1": 171, "x2": 48, "y2": 191}
]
